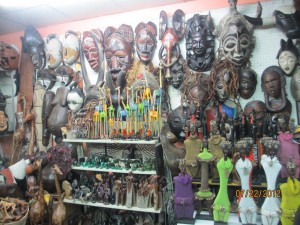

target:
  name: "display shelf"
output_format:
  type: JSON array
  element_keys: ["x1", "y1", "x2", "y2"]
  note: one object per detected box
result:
[
  {"x1": 63, "y1": 199, "x2": 161, "y2": 213},
  {"x1": 192, "y1": 179, "x2": 267, "y2": 188},
  {"x1": 63, "y1": 138, "x2": 158, "y2": 145},
  {"x1": 71, "y1": 166, "x2": 157, "y2": 175}
]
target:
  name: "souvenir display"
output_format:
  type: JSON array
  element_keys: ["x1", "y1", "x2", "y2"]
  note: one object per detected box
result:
[
  {"x1": 213, "y1": 140, "x2": 233, "y2": 223},
  {"x1": 1, "y1": 1, "x2": 300, "y2": 225},
  {"x1": 260, "y1": 139, "x2": 281, "y2": 225},
  {"x1": 173, "y1": 159, "x2": 194, "y2": 220},
  {"x1": 277, "y1": 39, "x2": 299, "y2": 76},
  {"x1": 235, "y1": 140, "x2": 257, "y2": 225},
  {"x1": 45, "y1": 34, "x2": 62, "y2": 70},
  {"x1": 0, "y1": 41, "x2": 20, "y2": 71},
  {"x1": 185, "y1": 13, "x2": 215, "y2": 72},
  {"x1": 62, "y1": 30, "x2": 80, "y2": 66},
  {"x1": 280, "y1": 160, "x2": 300, "y2": 225},
  {"x1": 238, "y1": 68, "x2": 257, "y2": 99}
]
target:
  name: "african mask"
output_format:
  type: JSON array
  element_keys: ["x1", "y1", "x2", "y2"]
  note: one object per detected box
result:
[
  {"x1": 62, "y1": 30, "x2": 80, "y2": 66},
  {"x1": 135, "y1": 22, "x2": 157, "y2": 64},
  {"x1": 45, "y1": 34, "x2": 62, "y2": 70},
  {"x1": 181, "y1": 69, "x2": 209, "y2": 107},
  {"x1": 214, "y1": 69, "x2": 233, "y2": 102},
  {"x1": 67, "y1": 88, "x2": 84, "y2": 113},
  {"x1": 276, "y1": 39, "x2": 299, "y2": 76},
  {"x1": 0, "y1": 42, "x2": 20, "y2": 71},
  {"x1": 244, "y1": 100, "x2": 266, "y2": 128},
  {"x1": 273, "y1": 7, "x2": 300, "y2": 39},
  {"x1": 185, "y1": 13, "x2": 215, "y2": 72},
  {"x1": 37, "y1": 69, "x2": 57, "y2": 90},
  {"x1": 82, "y1": 29, "x2": 104, "y2": 72},
  {"x1": 56, "y1": 65, "x2": 75, "y2": 87},
  {"x1": 219, "y1": 17, "x2": 254, "y2": 66},
  {"x1": 166, "y1": 56, "x2": 184, "y2": 89},
  {"x1": 104, "y1": 25, "x2": 134, "y2": 107},
  {"x1": 261, "y1": 66, "x2": 287, "y2": 112},
  {"x1": 159, "y1": 10, "x2": 185, "y2": 79},
  {"x1": 215, "y1": 0, "x2": 255, "y2": 67},
  {"x1": 22, "y1": 25, "x2": 46, "y2": 69},
  {"x1": 238, "y1": 68, "x2": 257, "y2": 99}
]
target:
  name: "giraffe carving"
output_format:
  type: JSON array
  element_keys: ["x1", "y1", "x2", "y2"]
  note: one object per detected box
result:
[{"x1": 51, "y1": 164, "x2": 66, "y2": 225}]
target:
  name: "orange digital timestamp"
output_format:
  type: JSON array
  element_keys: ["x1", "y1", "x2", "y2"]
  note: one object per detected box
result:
[{"x1": 235, "y1": 189, "x2": 281, "y2": 198}]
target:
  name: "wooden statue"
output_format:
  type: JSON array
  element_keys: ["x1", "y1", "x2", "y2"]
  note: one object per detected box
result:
[
  {"x1": 29, "y1": 158, "x2": 45, "y2": 225},
  {"x1": 51, "y1": 164, "x2": 66, "y2": 225}
]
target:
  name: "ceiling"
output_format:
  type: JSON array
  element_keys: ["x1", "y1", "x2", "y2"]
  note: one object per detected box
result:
[{"x1": 0, "y1": 0, "x2": 195, "y2": 35}]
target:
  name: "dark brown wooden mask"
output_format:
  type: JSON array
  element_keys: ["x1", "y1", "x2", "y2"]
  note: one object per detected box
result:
[
  {"x1": 238, "y1": 68, "x2": 257, "y2": 99},
  {"x1": 185, "y1": 13, "x2": 215, "y2": 72},
  {"x1": 273, "y1": 9, "x2": 300, "y2": 39},
  {"x1": 0, "y1": 41, "x2": 20, "y2": 71},
  {"x1": 22, "y1": 25, "x2": 45, "y2": 69},
  {"x1": 56, "y1": 65, "x2": 75, "y2": 87},
  {"x1": 261, "y1": 66, "x2": 287, "y2": 112}
]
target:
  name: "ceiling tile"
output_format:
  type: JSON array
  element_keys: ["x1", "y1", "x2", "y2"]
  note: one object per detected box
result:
[
  {"x1": 113, "y1": 0, "x2": 182, "y2": 11},
  {"x1": 1, "y1": 5, "x2": 72, "y2": 28},
  {"x1": 47, "y1": 0, "x2": 122, "y2": 21},
  {"x1": 0, "y1": 17, "x2": 25, "y2": 34}
]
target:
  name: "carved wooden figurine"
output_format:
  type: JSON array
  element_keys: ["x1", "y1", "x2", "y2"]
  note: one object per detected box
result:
[
  {"x1": 51, "y1": 164, "x2": 66, "y2": 225},
  {"x1": 29, "y1": 158, "x2": 45, "y2": 225}
]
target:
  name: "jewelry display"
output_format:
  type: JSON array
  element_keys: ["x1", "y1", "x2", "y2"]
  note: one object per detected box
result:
[
  {"x1": 213, "y1": 140, "x2": 233, "y2": 223},
  {"x1": 260, "y1": 140, "x2": 281, "y2": 225},
  {"x1": 235, "y1": 140, "x2": 257, "y2": 225}
]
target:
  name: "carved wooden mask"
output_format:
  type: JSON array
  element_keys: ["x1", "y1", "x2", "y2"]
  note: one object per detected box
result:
[
  {"x1": 0, "y1": 41, "x2": 20, "y2": 71},
  {"x1": 62, "y1": 30, "x2": 80, "y2": 66},
  {"x1": 238, "y1": 68, "x2": 257, "y2": 99},
  {"x1": 135, "y1": 22, "x2": 157, "y2": 64},
  {"x1": 46, "y1": 34, "x2": 62, "y2": 70},
  {"x1": 82, "y1": 29, "x2": 104, "y2": 72},
  {"x1": 185, "y1": 13, "x2": 215, "y2": 72}
]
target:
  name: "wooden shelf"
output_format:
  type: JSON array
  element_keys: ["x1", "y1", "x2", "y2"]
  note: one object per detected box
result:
[
  {"x1": 63, "y1": 138, "x2": 158, "y2": 145},
  {"x1": 71, "y1": 166, "x2": 157, "y2": 175},
  {"x1": 192, "y1": 179, "x2": 267, "y2": 188},
  {"x1": 63, "y1": 199, "x2": 161, "y2": 213}
]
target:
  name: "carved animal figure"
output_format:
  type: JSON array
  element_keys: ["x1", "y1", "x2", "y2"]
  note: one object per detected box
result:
[
  {"x1": 51, "y1": 164, "x2": 66, "y2": 225},
  {"x1": 29, "y1": 158, "x2": 45, "y2": 225}
]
